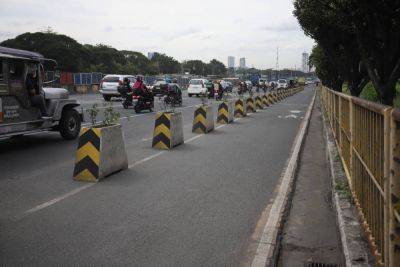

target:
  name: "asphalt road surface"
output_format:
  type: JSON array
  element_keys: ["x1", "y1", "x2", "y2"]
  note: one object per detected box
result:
[{"x1": 0, "y1": 85, "x2": 315, "y2": 266}]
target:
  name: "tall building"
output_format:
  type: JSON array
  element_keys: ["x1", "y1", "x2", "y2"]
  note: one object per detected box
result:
[
  {"x1": 239, "y1": 57, "x2": 246, "y2": 69},
  {"x1": 302, "y1": 52, "x2": 309, "y2": 73},
  {"x1": 148, "y1": 52, "x2": 156, "y2": 60},
  {"x1": 228, "y1": 56, "x2": 235, "y2": 69}
]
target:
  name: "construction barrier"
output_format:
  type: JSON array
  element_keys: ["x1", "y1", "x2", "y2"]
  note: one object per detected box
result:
[
  {"x1": 234, "y1": 98, "x2": 247, "y2": 118},
  {"x1": 152, "y1": 111, "x2": 184, "y2": 149},
  {"x1": 255, "y1": 95, "x2": 264, "y2": 110},
  {"x1": 217, "y1": 100, "x2": 234, "y2": 124},
  {"x1": 192, "y1": 105, "x2": 214, "y2": 134},
  {"x1": 73, "y1": 125, "x2": 128, "y2": 182},
  {"x1": 246, "y1": 97, "x2": 256, "y2": 113}
]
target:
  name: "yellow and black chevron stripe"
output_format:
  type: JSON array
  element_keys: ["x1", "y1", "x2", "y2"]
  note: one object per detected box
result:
[
  {"x1": 152, "y1": 112, "x2": 172, "y2": 149},
  {"x1": 246, "y1": 97, "x2": 255, "y2": 113},
  {"x1": 268, "y1": 93, "x2": 275, "y2": 104},
  {"x1": 234, "y1": 99, "x2": 246, "y2": 118},
  {"x1": 255, "y1": 96, "x2": 263, "y2": 109},
  {"x1": 217, "y1": 102, "x2": 229, "y2": 124},
  {"x1": 273, "y1": 92, "x2": 279, "y2": 102},
  {"x1": 74, "y1": 128, "x2": 101, "y2": 182},
  {"x1": 262, "y1": 94, "x2": 269, "y2": 107},
  {"x1": 192, "y1": 106, "x2": 208, "y2": 133}
]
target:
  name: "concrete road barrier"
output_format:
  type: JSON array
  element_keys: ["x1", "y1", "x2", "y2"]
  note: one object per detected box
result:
[
  {"x1": 217, "y1": 100, "x2": 234, "y2": 124},
  {"x1": 192, "y1": 105, "x2": 214, "y2": 134},
  {"x1": 262, "y1": 94, "x2": 270, "y2": 107},
  {"x1": 234, "y1": 98, "x2": 247, "y2": 118},
  {"x1": 255, "y1": 96, "x2": 264, "y2": 110},
  {"x1": 152, "y1": 111, "x2": 184, "y2": 149},
  {"x1": 268, "y1": 93, "x2": 275, "y2": 104},
  {"x1": 73, "y1": 125, "x2": 128, "y2": 182},
  {"x1": 246, "y1": 97, "x2": 256, "y2": 113}
]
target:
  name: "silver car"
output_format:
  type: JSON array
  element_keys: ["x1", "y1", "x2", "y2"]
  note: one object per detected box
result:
[{"x1": 99, "y1": 74, "x2": 136, "y2": 101}]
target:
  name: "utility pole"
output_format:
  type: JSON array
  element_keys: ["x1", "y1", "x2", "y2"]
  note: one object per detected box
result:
[{"x1": 275, "y1": 46, "x2": 279, "y2": 80}]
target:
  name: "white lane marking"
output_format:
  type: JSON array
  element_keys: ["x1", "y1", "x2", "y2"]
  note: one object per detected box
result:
[
  {"x1": 285, "y1": 114, "x2": 298, "y2": 119},
  {"x1": 128, "y1": 151, "x2": 165, "y2": 168},
  {"x1": 290, "y1": 110, "x2": 302, "y2": 114},
  {"x1": 20, "y1": 114, "x2": 237, "y2": 218},
  {"x1": 22, "y1": 183, "x2": 94, "y2": 218}
]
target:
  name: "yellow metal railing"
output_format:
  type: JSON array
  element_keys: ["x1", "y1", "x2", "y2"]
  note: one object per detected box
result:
[{"x1": 320, "y1": 86, "x2": 400, "y2": 266}]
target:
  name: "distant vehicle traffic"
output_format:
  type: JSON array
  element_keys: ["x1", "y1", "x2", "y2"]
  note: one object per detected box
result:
[
  {"x1": 259, "y1": 78, "x2": 267, "y2": 86},
  {"x1": 151, "y1": 79, "x2": 171, "y2": 96},
  {"x1": 100, "y1": 74, "x2": 135, "y2": 101},
  {"x1": 245, "y1": 80, "x2": 253, "y2": 89},
  {"x1": 305, "y1": 77, "x2": 314, "y2": 85},
  {"x1": 277, "y1": 79, "x2": 289, "y2": 89},
  {"x1": 220, "y1": 80, "x2": 233, "y2": 92},
  {"x1": 163, "y1": 83, "x2": 183, "y2": 107},
  {"x1": 187, "y1": 79, "x2": 208, "y2": 97}
]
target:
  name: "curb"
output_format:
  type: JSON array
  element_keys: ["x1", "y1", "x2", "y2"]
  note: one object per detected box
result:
[
  {"x1": 321, "y1": 99, "x2": 374, "y2": 266},
  {"x1": 251, "y1": 89, "x2": 316, "y2": 267}
]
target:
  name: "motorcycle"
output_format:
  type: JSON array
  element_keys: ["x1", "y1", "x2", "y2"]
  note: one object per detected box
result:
[
  {"x1": 119, "y1": 86, "x2": 154, "y2": 113},
  {"x1": 133, "y1": 95, "x2": 154, "y2": 113}
]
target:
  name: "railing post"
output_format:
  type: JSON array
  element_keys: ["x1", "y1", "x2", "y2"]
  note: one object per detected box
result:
[
  {"x1": 384, "y1": 108, "x2": 392, "y2": 265},
  {"x1": 349, "y1": 98, "x2": 355, "y2": 189},
  {"x1": 389, "y1": 109, "x2": 400, "y2": 266}
]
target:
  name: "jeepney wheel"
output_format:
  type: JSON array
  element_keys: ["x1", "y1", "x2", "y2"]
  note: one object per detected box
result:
[{"x1": 59, "y1": 109, "x2": 81, "y2": 140}]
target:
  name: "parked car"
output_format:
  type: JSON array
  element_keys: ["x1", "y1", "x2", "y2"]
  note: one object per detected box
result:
[
  {"x1": 187, "y1": 78, "x2": 208, "y2": 97},
  {"x1": 0, "y1": 46, "x2": 83, "y2": 140},
  {"x1": 99, "y1": 74, "x2": 135, "y2": 101},
  {"x1": 277, "y1": 79, "x2": 289, "y2": 89}
]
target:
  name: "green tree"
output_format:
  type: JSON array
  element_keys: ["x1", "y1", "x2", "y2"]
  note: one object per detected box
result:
[
  {"x1": 121, "y1": 50, "x2": 157, "y2": 74},
  {"x1": 293, "y1": 0, "x2": 368, "y2": 94},
  {"x1": 151, "y1": 53, "x2": 181, "y2": 74},
  {"x1": 183, "y1": 60, "x2": 207, "y2": 75},
  {"x1": 336, "y1": 0, "x2": 400, "y2": 104},
  {"x1": 206, "y1": 59, "x2": 227, "y2": 76},
  {"x1": 1, "y1": 32, "x2": 90, "y2": 71}
]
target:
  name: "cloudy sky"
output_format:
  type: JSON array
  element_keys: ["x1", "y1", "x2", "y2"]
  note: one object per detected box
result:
[{"x1": 0, "y1": 0, "x2": 314, "y2": 69}]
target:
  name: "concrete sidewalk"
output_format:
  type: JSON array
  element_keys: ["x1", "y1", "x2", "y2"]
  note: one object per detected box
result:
[{"x1": 278, "y1": 96, "x2": 345, "y2": 266}]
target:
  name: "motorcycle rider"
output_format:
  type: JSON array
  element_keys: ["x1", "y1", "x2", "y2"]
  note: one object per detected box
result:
[
  {"x1": 216, "y1": 80, "x2": 224, "y2": 100},
  {"x1": 133, "y1": 76, "x2": 154, "y2": 111}
]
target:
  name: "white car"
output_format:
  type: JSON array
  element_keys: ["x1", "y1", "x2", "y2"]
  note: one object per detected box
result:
[
  {"x1": 305, "y1": 78, "x2": 314, "y2": 85},
  {"x1": 99, "y1": 74, "x2": 136, "y2": 101},
  {"x1": 277, "y1": 79, "x2": 288, "y2": 89},
  {"x1": 187, "y1": 79, "x2": 208, "y2": 97},
  {"x1": 245, "y1": 80, "x2": 253, "y2": 89},
  {"x1": 259, "y1": 78, "x2": 267, "y2": 86}
]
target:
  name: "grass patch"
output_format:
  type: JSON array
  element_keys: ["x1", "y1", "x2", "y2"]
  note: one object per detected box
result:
[
  {"x1": 335, "y1": 180, "x2": 352, "y2": 201},
  {"x1": 342, "y1": 82, "x2": 400, "y2": 108}
]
